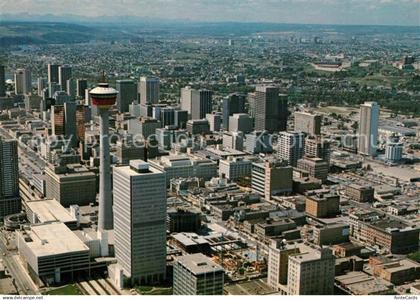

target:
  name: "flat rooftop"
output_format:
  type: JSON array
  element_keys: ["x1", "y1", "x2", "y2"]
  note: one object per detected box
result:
[
  {"x1": 172, "y1": 232, "x2": 209, "y2": 247},
  {"x1": 19, "y1": 222, "x2": 89, "y2": 257},
  {"x1": 25, "y1": 199, "x2": 76, "y2": 224},
  {"x1": 336, "y1": 272, "x2": 392, "y2": 295},
  {"x1": 176, "y1": 253, "x2": 223, "y2": 275}
]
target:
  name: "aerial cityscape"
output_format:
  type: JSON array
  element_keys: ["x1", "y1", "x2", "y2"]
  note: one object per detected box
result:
[{"x1": 0, "y1": 0, "x2": 419, "y2": 297}]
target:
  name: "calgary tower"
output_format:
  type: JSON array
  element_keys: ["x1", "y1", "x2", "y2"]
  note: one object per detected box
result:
[{"x1": 90, "y1": 82, "x2": 118, "y2": 231}]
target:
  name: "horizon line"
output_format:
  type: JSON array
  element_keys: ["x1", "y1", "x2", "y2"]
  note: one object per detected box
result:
[{"x1": 1, "y1": 13, "x2": 419, "y2": 28}]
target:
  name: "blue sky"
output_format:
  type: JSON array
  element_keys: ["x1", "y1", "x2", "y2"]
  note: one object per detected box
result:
[{"x1": 1, "y1": 0, "x2": 419, "y2": 26}]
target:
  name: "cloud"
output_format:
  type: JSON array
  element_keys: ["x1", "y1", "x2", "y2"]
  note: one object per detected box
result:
[{"x1": 1, "y1": 0, "x2": 419, "y2": 26}]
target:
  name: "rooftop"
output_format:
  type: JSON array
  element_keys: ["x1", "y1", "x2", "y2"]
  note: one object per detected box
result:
[
  {"x1": 176, "y1": 253, "x2": 223, "y2": 275},
  {"x1": 25, "y1": 199, "x2": 77, "y2": 224},
  {"x1": 18, "y1": 223, "x2": 89, "y2": 257}
]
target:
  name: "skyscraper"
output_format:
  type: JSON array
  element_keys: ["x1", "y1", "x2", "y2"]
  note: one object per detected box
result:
[
  {"x1": 181, "y1": 87, "x2": 213, "y2": 120},
  {"x1": 113, "y1": 160, "x2": 167, "y2": 285},
  {"x1": 139, "y1": 76, "x2": 160, "y2": 105},
  {"x1": 358, "y1": 102, "x2": 380, "y2": 156},
  {"x1": 14, "y1": 68, "x2": 31, "y2": 95},
  {"x1": 58, "y1": 65, "x2": 72, "y2": 89},
  {"x1": 116, "y1": 79, "x2": 138, "y2": 113},
  {"x1": 277, "y1": 131, "x2": 305, "y2": 167},
  {"x1": 37, "y1": 78, "x2": 47, "y2": 97},
  {"x1": 76, "y1": 79, "x2": 88, "y2": 98},
  {"x1": 222, "y1": 93, "x2": 246, "y2": 130},
  {"x1": 254, "y1": 85, "x2": 288, "y2": 132},
  {"x1": 0, "y1": 137, "x2": 20, "y2": 217},
  {"x1": 66, "y1": 78, "x2": 77, "y2": 100},
  {"x1": 0, "y1": 65, "x2": 5, "y2": 97},
  {"x1": 64, "y1": 102, "x2": 77, "y2": 147},
  {"x1": 47, "y1": 64, "x2": 60, "y2": 83},
  {"x1": 51, "y1": 105, "x2": 65, "y2": 136},
  {"x1": 89, "y1": 82, "x2": 118, "y2": 231},
  {"x1": 75, "y1": 105, "x2": 87, "y2": 143},
  {"x1": 294, "y1": 111, "x2": 322, "y2": 136}
]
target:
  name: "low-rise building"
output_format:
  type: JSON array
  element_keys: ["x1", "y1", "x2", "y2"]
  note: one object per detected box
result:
[
  {"x1": 305, "y1": 191, "x2": 340, "y2": 218},
  {"x1": 17, "y1": 222, "x2": 90, "y2": 284},
  {"x1": 219, "y1": 157, "x2": 252, "y2": 181},
  {"x1": 349, "y1": 211, "x2": 419, "y2": 254},
  {"x1": 173, "y1": 253, "x2": 224, "y2": 295},
  {"x1": 345, "y1": 184, "x2": 374, "y2": 202}
]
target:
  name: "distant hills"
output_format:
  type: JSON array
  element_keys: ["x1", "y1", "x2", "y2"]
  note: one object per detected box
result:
[{"x1": 0, "y1": 13, "x2": 418, "y2": 46}]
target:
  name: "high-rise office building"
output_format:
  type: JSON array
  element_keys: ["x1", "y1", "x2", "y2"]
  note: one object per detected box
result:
[
  {"x1": 75, "y1": 105, "x2": 87, "y2": 142},
  {"x1": 251, "y1": 160, "x2": 293, "y2": 200},
  {"x1": 113, "y1": 160, "x2": 167, "y2": 284},
  {"x1": 229, "y1": 113, "x2": 253, "y2": 133},
  {"x1": 180, "y1": 86, "x2": 193, "y2": 115},
  {"x1": 0, "y1": 65, "x2": 5, "y2": 97},
  {"x1": 14, "y1": 68, "x2": 31, "y2": 95},
  {"x1": 47, "y1": 64, "x2": 60, "y2": 83},
  {"x1": 206, "y1": 113, "x2": 222, "y2": 132},
  {"x1": 49, "y1": 82, "x2": 61, "y2": 98},
  {"x1": 294, "y1": 111, "x2": 322, "y2": 136},
  {"x1": 0, "y1": 137, "x2": 20, "y2": 217},
  {"x1": 385, "y1": 135, "x2": 403, "y2": 163},
  {"x1": 304, "y1": 136, "x2": 330, "y2": 163},
  {"x1": 58, "y1": 65, "x2": 72, "y2": 89},
  {"x1": 76, "y1": 79, "x2": 88, "y2": 98},
  {"x1": 116, "y1": 79, "x2": 138, "y2": 113},
  {"x1": 277, "y1": 131, "x2": 305, "y2": 167},
  {"x1": 174, "y1": 110, "x2": 188, "y2": 129},
  {"x1": 160, "y1": 107, "x2": 176, "y2": 127},
  {"x1": 64, "y1": 102, "x2": 77, "y2": 147},
  {"x1": 139, "y1": 76, "x2": 160, "y2": 105},
  {"x1": 66, "y1": 78, "x2": 77, "y2": 99},
  {"x1": 37, "y1": 78, "x2": 47, "y2": 97},
  {"x1": 173, "y1": 253, "x2": 224, "y2": 295},
  {"x1": 51, "y1": 105, "x2": 65, "y2": 136},
  {"x1": 181, "y1": 87, "x2": 213, "y2": 120},
  {"x1": 254, "y1": 86, "x2": 287, "y2": 132},
  {"x1": 244, "y1": 131, "x2": 272, "y2": 154},
  {"x1": 358, "y1": 102, "x2": 379, "y2": 156},
  {"x1": 222, "y1": 93, "x2": 246, "y2": 130}
]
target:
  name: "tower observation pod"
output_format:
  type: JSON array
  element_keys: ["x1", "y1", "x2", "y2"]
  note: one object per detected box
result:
[{"x1": 90, "y1": 82, "x2": 118, "y2": 231}]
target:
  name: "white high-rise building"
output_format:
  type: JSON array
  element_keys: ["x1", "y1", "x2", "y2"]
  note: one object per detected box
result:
[
  {"x1": 14, "y1": 68, "x2": 31, "y2": 95},
  {"x1": 385, "y1": 136, "x2": 403, "y2": 163},
  {"x1": 358, "y1": 102, "x2": 379, "y2": 156},
  {"x1": 113, "y1": 160, "x2": 167, "y2": 285},
  {"x1": 180, "y1": 87, "x2": 213, "y2": 120},
  {"x1": 277, "y1": 131, "x2": 305, "y2": 167},
  {"x1": 139, "y1": 76, "x2": 160, "y2": 105}
]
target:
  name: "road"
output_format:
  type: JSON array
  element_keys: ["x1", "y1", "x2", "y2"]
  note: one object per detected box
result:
[{"x1": 0, "y1": 235, "x2": 39, "y2": 295}]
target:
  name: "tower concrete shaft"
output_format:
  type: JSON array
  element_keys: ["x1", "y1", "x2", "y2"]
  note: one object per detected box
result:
[{"x1": 98, "y1": 109, "x2": 113, "y2": 230}]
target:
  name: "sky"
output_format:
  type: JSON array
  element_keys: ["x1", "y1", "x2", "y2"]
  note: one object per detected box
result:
[{"x1": 1, "y1": 0, "x2": 419, "y2": 26}]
